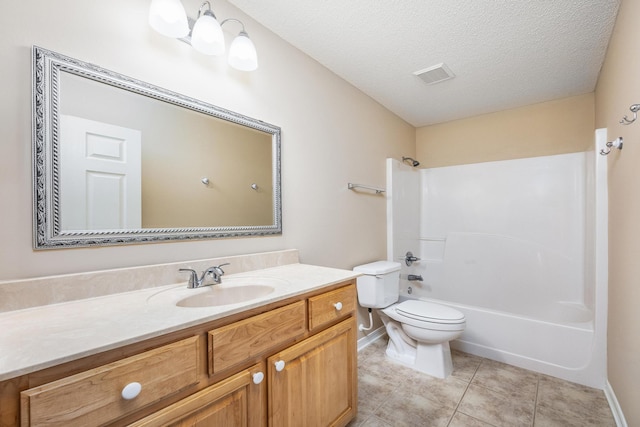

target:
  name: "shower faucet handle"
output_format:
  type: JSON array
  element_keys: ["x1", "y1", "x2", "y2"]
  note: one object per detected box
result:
[{"x1": 403, "y1": 251, "x2": 420, "y2": 266}]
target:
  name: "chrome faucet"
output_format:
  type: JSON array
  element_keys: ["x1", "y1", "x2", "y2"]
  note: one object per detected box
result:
[{"x1": 179, "y1": 263, "x2": 230, "y2": 288}]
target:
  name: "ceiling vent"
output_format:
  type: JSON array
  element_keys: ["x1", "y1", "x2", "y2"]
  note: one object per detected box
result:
[{"x1": 413, "y1": 63, "x2": 455, "y2": 85}]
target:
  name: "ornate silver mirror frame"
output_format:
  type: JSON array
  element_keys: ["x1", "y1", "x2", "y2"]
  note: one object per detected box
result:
[{"x1": 32, "y1": 46, "x2": 281, "y2": 249}]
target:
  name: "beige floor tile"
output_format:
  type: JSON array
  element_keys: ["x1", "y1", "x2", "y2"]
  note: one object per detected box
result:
[
  {"x1": 356, "y1": 368, "x2": 398, "y2": 419},
  {"x1": 458, "y1": 383, "x2": 535, "y2": 427},
  {"x1": 471, "y1": 358, "x2": 539, "y2": 401},
  {"x1": 356, "y1": 341, "x2": 616, "y2": 427},
  {"x1": 448, "y1": 412, "x2": 496, "y2": 427},
  {"x1": 402, "y1": 371, "x2": 469, "y2": 409},
  {"x1": 374, "y1": 388, "x2": 456, "y2": 427},
  {"x1": 536, "y1": 375, "x2": 614, "y2": 423},
  {"x1": 534, "y1": 403, "x2": 616, "y2": 427},
  {"x1": 451, "y1": 350, "x2": 483, "y2": 382},
  {"x1": 359, "y1": 338, "x2": 387, "y2": 363},
  {"x1": 361, "y1": 350, "x2": 417, "y2": 384},
  {"x1": 359, "y1": 415, "x2": 394, "y2": 427},
  {"x1": 346, "y1": 412, "x2": 383, "y2": 427}
]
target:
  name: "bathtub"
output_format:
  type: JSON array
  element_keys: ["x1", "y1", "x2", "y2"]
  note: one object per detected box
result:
[{"x1": 403, "y1": 295, "x2": 603, "y2": 387}]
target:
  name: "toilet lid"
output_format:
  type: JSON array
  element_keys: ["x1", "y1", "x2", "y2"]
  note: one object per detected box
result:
[
  {"x1": 353, "y1": 261, "x2": 401, "y2": 275},
  {"x1": 395, "y1": 300, "x2": 465, "y2": 324}
]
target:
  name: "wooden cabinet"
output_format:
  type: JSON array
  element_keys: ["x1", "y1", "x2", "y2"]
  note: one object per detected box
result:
[
  {"x1": 130, "y1": 363, "x2": 266, "y2": 427},
  {"x1": 9, "y1": 282, "x2": 357, "y2": 427},
  {"x1": 268, "y1": 318, "x2": 357, "y2": 427}
]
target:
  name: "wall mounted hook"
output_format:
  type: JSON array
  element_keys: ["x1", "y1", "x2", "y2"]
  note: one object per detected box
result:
[
  {"x1": 620, "y1": 104, "x2": 640, "y2": 125},
  {"x1": 599, "y1": 137, "x2": 623, "y2": 156}
]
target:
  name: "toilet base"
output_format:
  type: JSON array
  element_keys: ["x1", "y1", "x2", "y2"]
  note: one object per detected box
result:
[
  {"x1": 380, "y1": 314, "x2": 455, "y2": 379},
  {"x1": 385, "y1": 339, "x2": 454, "y2": 379}
]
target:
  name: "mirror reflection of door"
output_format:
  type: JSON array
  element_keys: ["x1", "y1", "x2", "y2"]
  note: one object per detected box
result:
[{"x1": 60, "y1": 115, "x2": 142, "y2": 231}]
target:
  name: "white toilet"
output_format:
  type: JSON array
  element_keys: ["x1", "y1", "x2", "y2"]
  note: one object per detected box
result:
[{"x1": 354, "y1": 260, "x2": 466, "y2": 378}]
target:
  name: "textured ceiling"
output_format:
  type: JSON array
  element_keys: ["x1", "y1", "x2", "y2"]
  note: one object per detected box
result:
[{"x1": 228, "y1": 0, "x2": 620, "y2": 127}]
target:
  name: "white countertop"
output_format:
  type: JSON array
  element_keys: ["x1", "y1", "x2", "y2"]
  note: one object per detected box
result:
[{"x1": 0, "y1": 263, "x2": 360, "y2": 381}]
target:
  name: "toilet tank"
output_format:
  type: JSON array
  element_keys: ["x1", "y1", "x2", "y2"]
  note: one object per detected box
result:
[{"x1": 353, "y1": 261, "x2": 401, "y2": 308}]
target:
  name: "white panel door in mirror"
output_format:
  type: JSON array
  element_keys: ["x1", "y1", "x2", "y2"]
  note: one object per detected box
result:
[{"x1": 60, "y1": 115, "x2": 142, "y2": 231}]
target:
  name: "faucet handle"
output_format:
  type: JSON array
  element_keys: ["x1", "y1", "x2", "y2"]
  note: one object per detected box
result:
[
  {"x1": 179, "y1": 268, "x2": 198, "y2": 288},
  {"x1": 215, "y1": 263, "x2": 230, "y2": 272},
  {"x1": 404, "y1": 251, "x2": 420, "y2": 266},
  {"x1": 203, "y1": 263, "x2": 231, "y2": 284}
]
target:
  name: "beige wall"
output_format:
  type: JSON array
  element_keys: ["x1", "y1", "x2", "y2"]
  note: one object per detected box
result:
[
  {"x1": 0, "y1": 0, "x2": 414, "y2": 280},
  {"x1": 416, "y1": 93, "x2": 594, "y2": 167},
  {"x1": 595, "y1": 0, "x2": 640, "y2": 424}
]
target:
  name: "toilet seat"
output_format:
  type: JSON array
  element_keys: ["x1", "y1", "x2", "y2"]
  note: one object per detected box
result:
[
  {"x1": 396, "y1": 300, "x2": 465, "y2": 324},
  {"x1": 383, "y1": 300, "x2": 466, "y2": 332}
]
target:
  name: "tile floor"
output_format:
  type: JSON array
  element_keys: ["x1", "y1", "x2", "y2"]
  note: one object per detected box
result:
[{"x1": 348, "y1": 338, "x2": 616, "y2": 427}]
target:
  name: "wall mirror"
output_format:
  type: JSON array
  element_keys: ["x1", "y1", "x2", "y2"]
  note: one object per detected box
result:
[{"x1": 32, "y1": 46, "x2": 281, "y2": 249}]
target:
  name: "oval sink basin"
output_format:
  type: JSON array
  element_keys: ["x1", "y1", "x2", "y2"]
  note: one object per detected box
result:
[
  {"x1": 146, "y1": 276, "x2": 288, "y2": 308},
  {"x1": 176, "y1": 284, "x2": 275, "y2": 308}
]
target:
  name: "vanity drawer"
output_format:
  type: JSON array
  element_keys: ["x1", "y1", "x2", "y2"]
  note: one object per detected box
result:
[
  {"x1": 208, "y1": 300, "x2": 306, "y2": 375},
  {"x1": 20, "y1": 336, "x2": 200, "y2": 427},
  {"x1": 308, "y1": 284, "x2": 356, "y2": 331}
]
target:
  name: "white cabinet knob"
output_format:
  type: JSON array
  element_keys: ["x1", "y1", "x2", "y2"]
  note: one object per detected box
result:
[
  {"x1": 121, "y1": 382, "x2": 142, "y2": 400},
  {"x1": 334, "y1": 302, "x2": 343, "y2": 311},
  {"x1": 252, "y1": 371, "x2": 265, "y2": 384},
  {"x1": 274, "y1": 360, "x2": 286, "y2": 372}
]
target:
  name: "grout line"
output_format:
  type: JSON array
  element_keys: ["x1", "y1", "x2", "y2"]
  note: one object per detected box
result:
[
  {"x1": 531, "y1": 376, "x2": 540, "y2": 427},
  {"x1": 446, "y1": 355, "x2": 484, "y2": 426}
]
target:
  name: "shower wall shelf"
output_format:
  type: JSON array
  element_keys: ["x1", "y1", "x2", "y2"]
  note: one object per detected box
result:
[{"x1": 347, "y1": 183, "x2": 386, "y2": 194}]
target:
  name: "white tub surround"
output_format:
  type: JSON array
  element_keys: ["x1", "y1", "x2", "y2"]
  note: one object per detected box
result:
[{"x1": 0, "y1": 250, "x2": 360, "y2": 381}]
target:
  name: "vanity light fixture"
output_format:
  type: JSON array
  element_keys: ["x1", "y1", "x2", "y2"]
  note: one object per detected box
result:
[
  {"x1": 148, "y1": 0, "x2": 258, "y2": 71},
  {"x1": 149, "y1": 0, "x2": 190, "y2": 38}
]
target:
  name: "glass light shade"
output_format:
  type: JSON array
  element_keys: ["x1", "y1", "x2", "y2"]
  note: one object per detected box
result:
[
  {"x1": 228, "y1": 32, "x2": 258, "y2": 71},
  {"x1": 191, "y1": 13, "x2": 225, "y2": 56},
  {"x1": 149, "y1": 0, "x2": 189, "y2": 38}
]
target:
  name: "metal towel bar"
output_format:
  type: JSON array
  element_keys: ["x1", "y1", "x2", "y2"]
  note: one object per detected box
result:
[{"x1": 347, "y1": 183, "x2": 385, "y2": 194}]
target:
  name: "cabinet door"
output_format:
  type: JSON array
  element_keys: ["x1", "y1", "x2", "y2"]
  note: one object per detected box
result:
[
  {"x1": 267, "y1": 318, "x2": 357, "y2": 427},
  {"x1": 130, "y1": 363, "x2": 266, "y2": 427}
]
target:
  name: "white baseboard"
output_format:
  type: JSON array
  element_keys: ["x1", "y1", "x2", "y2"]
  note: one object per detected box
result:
[
  {"x1": 604, "y1": 381, "x2": 628, "y2": 427},
  {"x1": 357, "y1": 326, "x2": 386, "y2": 352}
]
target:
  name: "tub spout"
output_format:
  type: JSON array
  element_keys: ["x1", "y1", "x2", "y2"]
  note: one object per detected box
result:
[{"x1": 408, "y1": 274, "x2": 423, "y2": 281}]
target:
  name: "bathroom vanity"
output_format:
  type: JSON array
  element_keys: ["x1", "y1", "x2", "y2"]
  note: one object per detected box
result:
[{"x1": 0, "y1": 254, "x2": 359, "y2": 426}]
